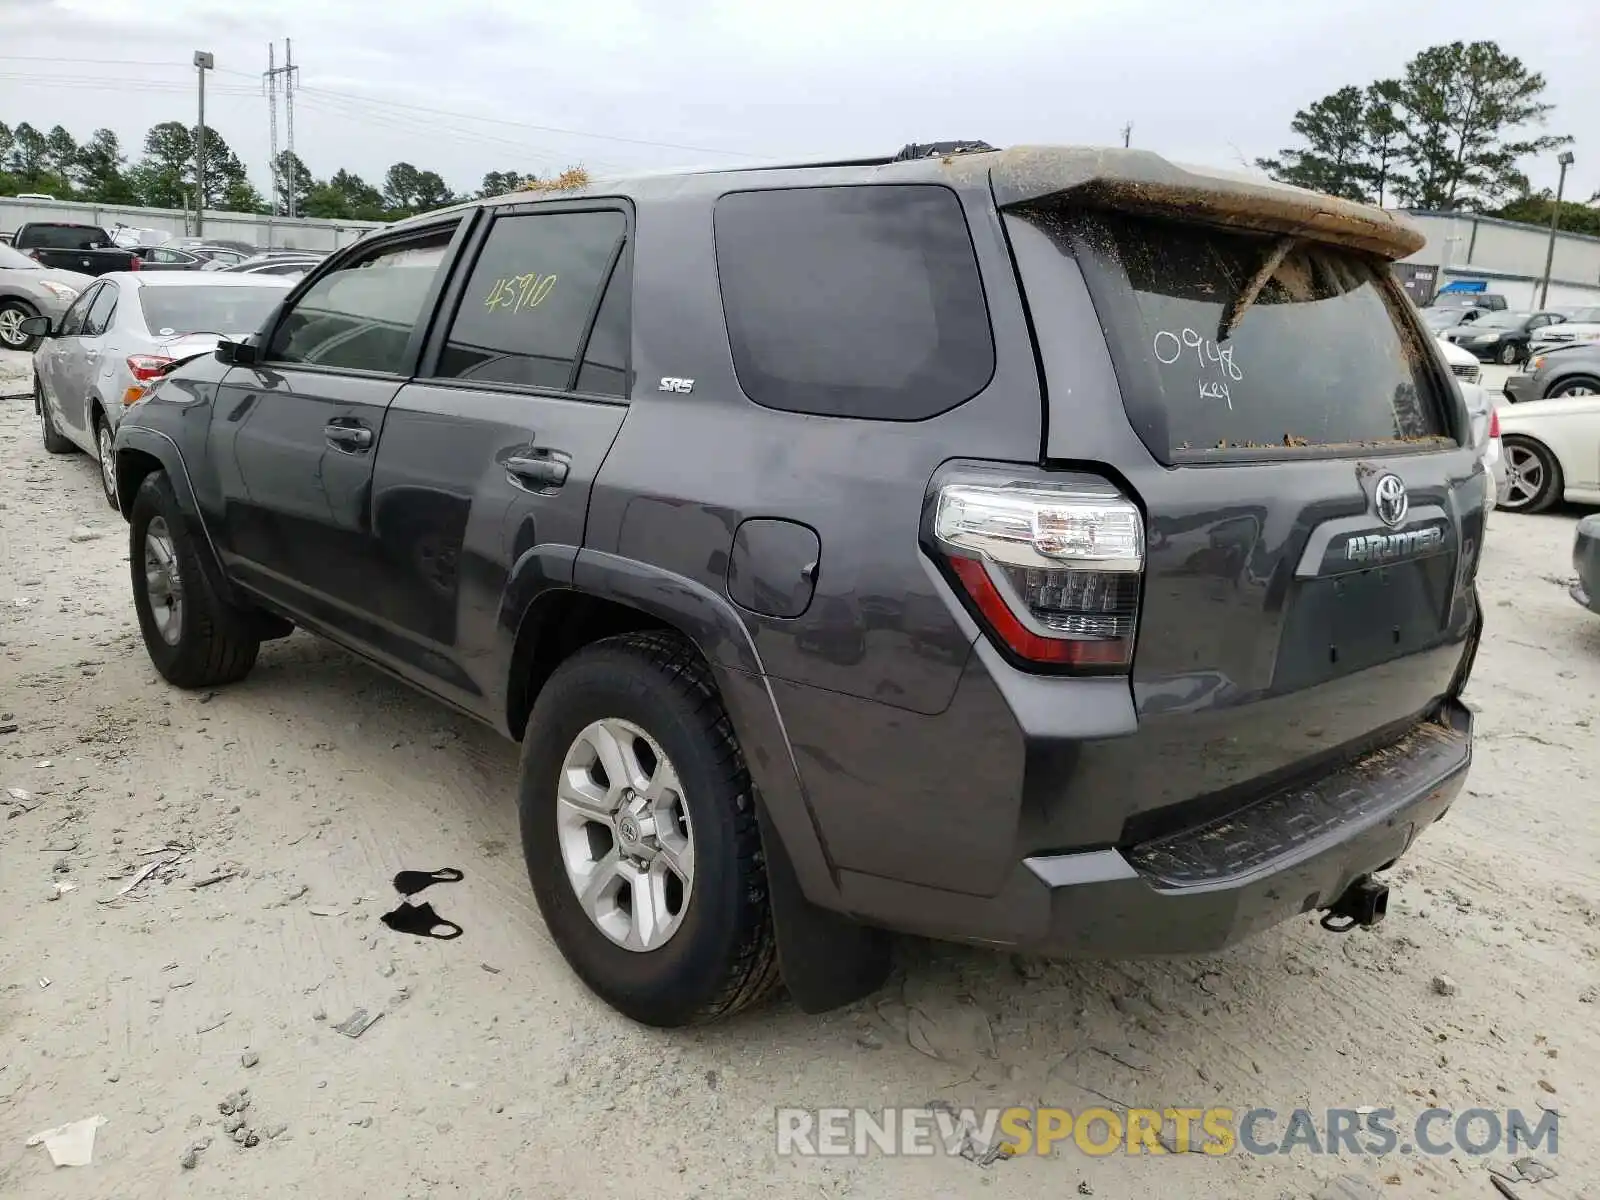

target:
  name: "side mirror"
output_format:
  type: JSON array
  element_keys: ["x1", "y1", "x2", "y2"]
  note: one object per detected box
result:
[
  {"x1": 214, "y1": 339, "x2": 258, "y2": 366},
  {"x1": 17, "y1": 314, "x2": 53, "y2": 339}
]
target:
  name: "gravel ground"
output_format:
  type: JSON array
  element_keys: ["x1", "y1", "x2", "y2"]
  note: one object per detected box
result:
[{"x1": 1, "y1": 360, "x2": 1596, "y2": 1200}]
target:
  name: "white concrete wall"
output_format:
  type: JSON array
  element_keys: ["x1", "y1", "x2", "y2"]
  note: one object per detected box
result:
[
  {"x1": 1398, "y1": 210, "x2": 1600, "y2": 306},
  {"x1": 0, "y1": 197, "x2": 384, "y2": 251}
]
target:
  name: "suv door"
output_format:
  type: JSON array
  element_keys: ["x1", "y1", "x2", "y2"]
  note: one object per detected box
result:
[
  {"x1": 363, "y1": 203, "x2": 632, "y2": 716},
  {"x1": 37, "y1": 281, "x2": 104, "y2": 444},
  {"x1": 206, "y1": 218, "x2": 467, "y2": 630}
]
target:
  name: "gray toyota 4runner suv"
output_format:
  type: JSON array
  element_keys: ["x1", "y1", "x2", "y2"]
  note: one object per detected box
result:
[{"x1": 110, "y1": 145, "x2": 1484, "y2": 1027}]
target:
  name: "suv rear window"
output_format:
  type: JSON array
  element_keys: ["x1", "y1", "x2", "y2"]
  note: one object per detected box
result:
[
  {"x1": 714, "y1": 185, "x2": 994, "y2": 420},
  {"x1": 1091, "y1": 213, "x2": 1445, "y2": 455},
  {"x1": 25, "y1": 224, "x2": 111, "y2": 250}
]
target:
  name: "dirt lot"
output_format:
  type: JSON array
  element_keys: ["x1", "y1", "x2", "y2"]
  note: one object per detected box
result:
[{"x1": 1, "y1": 364, "x2": 1596, "y2": 1200}]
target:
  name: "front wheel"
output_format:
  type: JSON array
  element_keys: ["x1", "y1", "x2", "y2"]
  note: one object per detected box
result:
[
  {"x1": 36, "y1": 380, "x2": 75, "y2": 454},
  {"x1": 1498, "y1": 342, "x2": 1520, "y2": 365},
  {"x1": 0, "y1": 299, "x2": 40, "y2": 351},
  {"x1": 1499, "y1": 435, "x2": 1563, "y2": 514},
  {"x1": 129, "y1": 472, "x2": 261, "y2": 687},
  {"x1": 95, "y1": 415, "x2": 119, "y2": 509},
  {"x1": 519, "y1": 631, "x2": 780, "y2": 1026},
  {"x1": 1549, "y1": 377, "x2": 1600, "y2": 399}
]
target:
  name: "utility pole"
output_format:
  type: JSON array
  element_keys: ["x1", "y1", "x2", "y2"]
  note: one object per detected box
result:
[
  {"x1": 262, "y1": 40, "x2": 300, "y2": 219},
  {"x1": 194, "y1": 51, "x2": 213, "y2": 235},
  {"x1": 1538, "y1": 150, "x2": 1576, "y2": 308},
  {"x1": 1121, "y1": 123, "x2": 1132, "y2": 149}
]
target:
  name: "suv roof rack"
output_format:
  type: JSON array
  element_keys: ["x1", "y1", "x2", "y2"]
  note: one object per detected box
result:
[{"x1": 892, "y1": 140, "x2": 999, "y2": 161}]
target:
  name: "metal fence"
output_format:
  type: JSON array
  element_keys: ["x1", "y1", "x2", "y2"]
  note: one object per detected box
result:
[{"x1": 0, "y1": 196, "x2": 385, "y2": 252}]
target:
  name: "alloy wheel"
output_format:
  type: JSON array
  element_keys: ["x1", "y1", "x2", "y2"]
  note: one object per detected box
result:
[
  {"x1": 555, "y1": 717, "x2": 695, "y2": 952},
  {"x1": 0, "y1": 307, "x2": 25, "y2": 348},
  {"x1": 1500, "y1": 443, "x2": 1545, "y2": 511},
  {"x1": 98, "y1": 424, "x2": 117, "y2": 501},
  {"x1": 143, "y1": 516, "x2": 185, "y2": 645}
]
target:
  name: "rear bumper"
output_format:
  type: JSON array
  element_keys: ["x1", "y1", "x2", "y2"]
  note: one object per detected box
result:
[
  {"x1": 1573, "y1": 515, "x2": 1600, "y2": 615},
  {"x1": 837, "y1": 700, "x2": 1470, "y2": 957},
  {"x1": 1502, "y1": 373, "x2": 1540, "y2": 404}
]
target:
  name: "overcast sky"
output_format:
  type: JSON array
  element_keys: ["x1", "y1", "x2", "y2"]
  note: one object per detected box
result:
[{"x1": 1, "y1": 0, "x2": 1595, "y2": 204}]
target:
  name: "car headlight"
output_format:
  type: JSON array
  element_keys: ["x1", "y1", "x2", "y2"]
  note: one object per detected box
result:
[{"x1": 38, "y1": 280, "x2": 80, "y2": 301}]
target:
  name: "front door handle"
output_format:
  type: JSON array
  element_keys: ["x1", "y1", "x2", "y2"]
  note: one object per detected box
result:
[
  {"x1": 505, "y1": 450, "x2": 570, "y2": 490},
  {"x1": 325, "y1": 421, "x2": 373, "y2": 452}
]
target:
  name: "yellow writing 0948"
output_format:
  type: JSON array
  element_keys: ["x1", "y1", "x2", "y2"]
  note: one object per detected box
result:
[{"x1": 484, "y1": 273, "x2": 558, "y2": 315}]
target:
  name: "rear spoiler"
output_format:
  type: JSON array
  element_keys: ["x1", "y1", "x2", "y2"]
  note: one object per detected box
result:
[{"x1": 956, "y1": 146, "x2": 1426, "y2": 261}]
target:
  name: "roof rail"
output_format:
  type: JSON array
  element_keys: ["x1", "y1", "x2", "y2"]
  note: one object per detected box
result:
[{"x1": 892, "y1": 140, "x2": 999, "y2": 161}]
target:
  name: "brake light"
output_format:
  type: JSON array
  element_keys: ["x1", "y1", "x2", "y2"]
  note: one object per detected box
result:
[
  {"x1": 1488, "y1": 407, "x2": 1500, "y2": 439},
  {"x1": 126, "y1": 354, "x2": 173, "y2": 382},
  {"x1": 128, "y1": 254, "x2": 141, "y2": 271},
  {"x1": 28, "y1": 249, "x2": 42, "y2": 262},
  {"x1": 933, "y1": 480, "x2": 1145, "y2": 670}
]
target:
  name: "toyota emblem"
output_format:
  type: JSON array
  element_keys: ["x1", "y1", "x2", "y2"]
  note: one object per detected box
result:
[{"x1": 1373, "y1": 474, "x2": 1409, "y2": 528}]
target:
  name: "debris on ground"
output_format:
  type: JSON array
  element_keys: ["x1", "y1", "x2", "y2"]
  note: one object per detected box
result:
[
  {"x1": 1431, "y1": 974, "x2": 1458, "y2": 996},
  {"x1": 333, "y1": 1008, "x2": 383, "y2": 1039},
  {"x1": 4, "y1": 786, "x2": 39, "y2": 817},
  {"x1": 25, "y1": 1114, "x2": 107, "y2": 1167},
  {"x1": 241, "y1": 1050, "x2": 260, "y2": 1068},
  {"x1": 67, "y1": 525, "x2": 103, "y2": 543}
]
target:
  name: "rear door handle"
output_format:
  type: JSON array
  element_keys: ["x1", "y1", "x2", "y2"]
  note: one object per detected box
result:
[
  {"x1": 505, "y1": 450, "x2": 570, "y2": 490},
  {"x1": 324, "y1": 421, "x2": 373, "y2": 452}
]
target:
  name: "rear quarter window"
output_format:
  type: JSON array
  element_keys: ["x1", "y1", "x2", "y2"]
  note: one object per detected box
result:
[
  {"x1": 1071, "y1": 212, "x2": 1448, "y2": 457},
  {"x1": 713, "y1": 184, "x2": 994, "y2": 420}
]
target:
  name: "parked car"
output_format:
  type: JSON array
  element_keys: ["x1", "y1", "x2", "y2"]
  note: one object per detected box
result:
[
  {"x1": 1530, "y1": 304, "x2": 1600, "y2": 356},
  {"x1": 1442, "y1": 309, "x2": 1567, "y2": 365},
  {"x1": 1503, "y1": 344, "x2": 1600, "y2": 404},
  {"x1": 187, "y1": 246, "x2": 252, "y2": 267},
  {"x1": 1573, "y1": 515, "x2": 1600, "y2": 614},
  {"x1": 132, "y1": 245, "x2": 208, "y2": 272},
  {"x1": 0, "y1": 241, "x2": 91, "y2": 351},
  {"x1": 1495, "y1": 387, "x2": 1600, "y2": 513},
  {"x1": 1436, "y1": 336, "x2": 1503, "y2": 508},
  {"x1": 1420, "y1": 307, "x2": 1469, "y2": 333},
  {"x1": 10, "y1": 222, "x2": 142, "y2": 276},
  {"x1": 111, "y1": 144, "x2": 1485, "y2": 1026},
  {"x1": 1431, "y1": 291, "x2": 1507, "y2": 316},
  {"x1": 212, "y1": 253, "x2": 321, "y2": 277},
  {"x1": 26, "y1": 273, "x2": 292, "y2": 506}
]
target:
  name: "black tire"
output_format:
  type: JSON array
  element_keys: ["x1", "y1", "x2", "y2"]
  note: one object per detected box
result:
[
  {"x1": 0, "y1": 298, "x2": 41, "y2": 351},
  {"x1": 92, "y1": 409, "x2": 119, "y2": 510},
  {"x1": 36, "y1": 379, "x2": 75, "y2": 454},
  {"x1": 519, "y1": 631, "x2": 780, "y2": 1027},
  {"x1": 1549, "y1": 376, "x2": 1600, "y2": 399},
  {"x1": 1499, "y1": 435, "x2": 1563, "y2": 514},
  {"x1": 1498, "y1": 341, "x2": 1519, "y2": 365},
  {"x1": 129, "y1": 471, "x2": 261, "y2": 687}
]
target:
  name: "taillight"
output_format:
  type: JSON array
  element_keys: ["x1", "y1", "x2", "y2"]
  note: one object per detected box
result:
[
  {"x1": 933, "y1": 479, "x2": 1145, "y2": 671},
  {"x1": 126, "y1": 354, "x2": 173, "y2": 382},
  {"x1": 1488, "y1": 407, "x2": 1500, "y2": 439},
  {"x1": 28, "y1": 249, "x2": 42, "y2": 262},
  {"x1": 128, "y1": 254, "x2": 141, "y2": 271}
]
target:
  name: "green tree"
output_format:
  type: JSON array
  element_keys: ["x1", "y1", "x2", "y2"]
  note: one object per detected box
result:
[
  {"x1": 44, "y1": 125, "x2": 78, "y2": 185},
  {"x1": 0, "y1": 121, "x2": 12, "y2": 170},
  {"x1": 8, "y1": 121, "x2": 48, "y2": 181},
  {"x1": 75, "y1": 128, "x2": 136, "y2": 204},
  {"x1": 1359, "y1": 80, "x2": 1409, "y2": 206},
  {"x1": 381, "y1": 161, "x2": 455, "y2": 215},
  {"x1": 1255, "y1": 85, "x2": 1370, "y2": 201},
  {"x1": 478, "y1": 170, "x2": 528, "y2": 198},
  {"x1": 131, "y1": 121, "x2": 256, "y2": 211},
  {"x1": 1397, "y1": 41, "x2": 1569, "y2": 209},
  {"x1": 271, "y1": 149, "x2": 314, "y2": 214},
  {"x1": 1491, "y1": 193, "x2": 1600, "y2": 239},
  {"x1": 303, "y1": 168, "x2": 386, "y2": 221}
]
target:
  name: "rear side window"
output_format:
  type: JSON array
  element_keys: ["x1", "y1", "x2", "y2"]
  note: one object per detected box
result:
[
  {"x1": 268, "y1": 229, "x2": 454, "y2": 372},
  {"x1": 435, "y1": 210, "x2": 626, "y2": 392},
  {"x1": 25, "y1": 225, "x2": 109, "y2": 250},
  {"x1": 714, "y1": 185, "x2": 994, "y2": 420},
  {"x1": 1093, "y1": 213, "x2": 1445, "y2": 454}
]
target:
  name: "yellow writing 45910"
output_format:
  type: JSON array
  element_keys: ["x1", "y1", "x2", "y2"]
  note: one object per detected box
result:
[{"x1": 484, "y1": 272, "x2": 558, "y2": 315}]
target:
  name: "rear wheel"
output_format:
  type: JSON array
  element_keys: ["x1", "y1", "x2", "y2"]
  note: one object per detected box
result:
[
  {"x1": 129, "y1": 472, "x2": 261, "y2": 687},
  {"x1": 519, "y1": 631, "x2": 780, "y2": 1026},
  {"x1": 36, "y1": 379, "x2": 74, "y2": 454},
  {"x1": 1549, "y1": 376, "x2": 1600, "y2": 399},
  {"x1": 94, "y1": 413, "x2": 119, "y2": 509},
  {"x1": 1499, "y1": 435, "x2": 1562, "y2": 514},
  {"x1": 1497, "y1": 342, "x2": 1520, "y2": 365},
  {"x1": 0, "y1": 299, "x2": 40, "y2": 351}
]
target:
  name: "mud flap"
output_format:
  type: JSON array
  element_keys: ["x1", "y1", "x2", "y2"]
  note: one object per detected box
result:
[{"x1": 756, "y1": 803, "x2": 891, "y2": 1014}]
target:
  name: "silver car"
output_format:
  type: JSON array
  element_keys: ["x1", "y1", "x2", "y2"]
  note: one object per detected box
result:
[
  {"x1": 32, "y1": 272, "x2": 293, "y2": 506},
  {"x1": 0, "y1": 241, "x2": 91, "y2": 351}
]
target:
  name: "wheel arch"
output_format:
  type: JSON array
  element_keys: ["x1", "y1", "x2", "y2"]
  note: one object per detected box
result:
[{"x1": 504, "y1": 550, "x2": 841, "y2": 909}]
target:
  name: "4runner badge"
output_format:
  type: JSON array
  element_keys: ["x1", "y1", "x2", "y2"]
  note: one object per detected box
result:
[
  {"x1": 1373, "y1": 474, "x2": 1408, "y2": 527},
  {"x1": 659, "y1": 377, "x2": 695, "y2": 394}
]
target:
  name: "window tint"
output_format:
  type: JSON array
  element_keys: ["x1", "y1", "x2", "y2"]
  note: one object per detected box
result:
[
  {"x1": 58, "y1": 283, "x2": 98, "y2": 336},
  {"x1": 435, "y1": 211, "x2": 625, "y2": 390},
  {"x1": 1094, "y1": 212, "x2": 1446, "y2": 454},
  {"x1": 141, "y1": 285, "x2": 288, "y2": 337},
  {"x1": 575, "y1": 254, "x2": 630, "y2": 396},
  {"x1": 713, "y1": 185, "x2": 994, "y2": 420},
  {"x1": 268, "y1": 228, "x2": 454, "y2": 372},
  {"x1": 27, "y1": 225, "x2": 109, "y2": 250},
  {"x1": 84, "y1": 282, "x2": 118, "y2": 335}
]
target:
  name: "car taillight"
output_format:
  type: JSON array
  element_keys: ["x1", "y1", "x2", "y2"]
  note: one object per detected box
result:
[
  {"x1": 128, "y1": 254, "x2": 141, "y2": 271},
  {"x1": 1488, "y1": 407, "x2": 1500, "y2": 439},
  {"x1": 27, "y1": 249, "x2": 42, "y2": 262},
  {"x1": 933, "y1": 479, "x2": 1145, "y2": 671},
  {"x1": 126, "y1": 354, "x2": 173, "y2": 382}
]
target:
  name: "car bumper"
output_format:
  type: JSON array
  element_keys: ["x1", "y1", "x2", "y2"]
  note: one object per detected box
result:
[
  {"x1": 837, "y1": 694, "x2": 1471, "y2": 957},
  {"x1": 1573, "y1": 515, "x2": 1600, "y2": 615},
  {"x1": 1502, "y1": 372, "x2": 1540, "y2": 404}
]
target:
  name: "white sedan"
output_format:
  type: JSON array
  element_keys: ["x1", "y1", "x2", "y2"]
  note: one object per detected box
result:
[
  {"x1": 1435, "y1": 335, "x2": 1504, "y2": 513},
  {"x1": 31, "y1": 272, "x2": 292, "y2": 507},
  {"x1": 1496, "y1": 388, "x2": 1600, "y2": 514}
]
